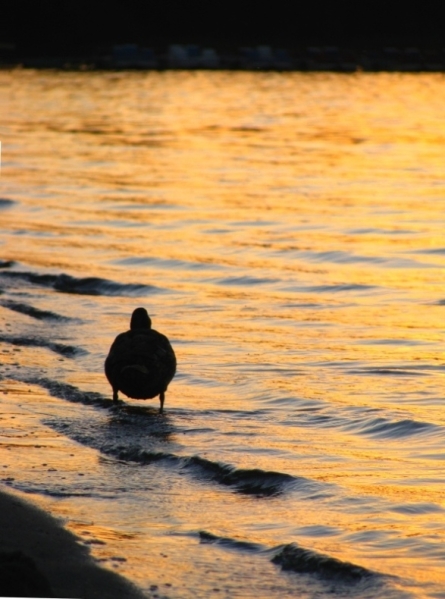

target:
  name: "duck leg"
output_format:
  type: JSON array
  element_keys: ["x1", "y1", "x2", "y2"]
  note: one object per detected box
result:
[
  {"x1": 113, "y1": 387, "x2": 119, "y2": 402},
  {"x1": 159, "y1": 391, "x2": 165, "y2": 414}
]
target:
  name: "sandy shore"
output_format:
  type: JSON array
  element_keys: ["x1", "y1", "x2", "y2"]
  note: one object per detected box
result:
[{"x1": 0, "y1": 486, "x2": 146, "y2": 599}]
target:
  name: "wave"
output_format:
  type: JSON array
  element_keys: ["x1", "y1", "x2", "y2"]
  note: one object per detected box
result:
[
  {"x1": 0, "y1": 198, "x2": 15, "y2": 209},
  {"x1": 282, "y1": 400, "x2": 438, "y2": 441},
  {"x1": 416, "y1": 247, "x2": 445, "y2": 255},
  {"x1": 293, "y1": 250, "x2": 432, "y2": 269},
  {"x1": 21, "y1": 377, "x2": 316, "y2": 499},
  {"x1": 198, "y1": 531, "x2": 263, "y2": 552},
  {"x1": 298, "y1": 250, "x2": 384, "y2": 265},
  {"x1": 0, "y1": 260, "x2": 15, "y2": 269},
  {"x1": 0, "y1": 477, "x2": 116, "y2": 500},
  {"x1": 347, "y1": 227, "x2": 416, "y2": 236},
  {"x1": 349, "y1": 367, "x2": 426, "y2": 377},
  {"x1": 26, "y1": 377, "x2": 111, "y2": 408},
  {"x1": 216, "y1": 275, "x2": 279, "y2": 286},
  {"x1": 197, "y1": 532, "x2": 385, "y2": 589},
  {"x1": 348, "y1": 417, "x2": 438, "y2": 440},
  {"x1": 179, "y1": 455, "x2": 306, "y2": 497},
  {"x1": 0, "y1": 299, "x2": 71, "y2": 321},
  {"x1": 282, "y1": 282, "x2": 378, "y2": 294},
  {"x1": 115, "y1": 255, "x2": 223, "y2": 272},
  {"x1": 306, "y1": 283, "x2": 377, "y2": 293},
  {"x1": 23, "y1": 378, "x2": 434, "y2": 509},
  {"x1": 0, "y1": 335, "x2": 85, "y2": 358},
  {"x1": 390, "y1": 502, "x2": 444, "y2": 515},
  {"x1": 359, "y1": 338, "x2": 428, "y2": 346},
  {"x1": 0, "y1": 269, "x2": 166, "y2": 296},
  {"x1": 1, "y1": 479, "x2": 98, "y2": 499},
  {"x1": 112, "y1": 448, "x2": 304, "y2": 497},
  {"x1": 271, "y1": 542, "x2": 375, "y2": 583}
]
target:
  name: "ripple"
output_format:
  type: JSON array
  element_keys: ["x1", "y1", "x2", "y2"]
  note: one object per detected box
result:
[
  {"x1": 0, "y1": 269, "x2": 167, "y2": 296},
  {"x1": 199, "y1": 531, "x2": 263, "y2": 552},
  {"x1": 0, "y1": 198, "x2": 15, "y2": 209},
  {"x1": 281, "y1": 400, "x2": 440, "y2": 443},
  {"x1": 299, "y1": 250, "x2": 384, "y2": 265},
  {"x1": 390, "y1": 503, "x2": 444, "y2": 515},
  {"x1": 216, "y1": 275, "x2": 279, "y2": 286},
  {"x1": 0, "y1": 260, "x2": 15, "y2": 269},
  {"x1": 347, "y1": 227, "x2": 415, "y2": 235},
  {"x1": 346, "y1": 417, "x2": 438, "y2": 440},
  {"x1": 283, "y1": 283, "x2": 378, "y2": 294},
  {"x1": 415, "y1": 247, "x2": 445, "y2": 255},
  {"x1": 350, "y1": 367, "x2": 427, "y2": 377},
  {"x1": 0, "y1": 335, "x2": 85, "y2": 358},
  {"x1": 306, "y1": 283, "x2": 377, "y2": 293},
  {"x1": 359, "y1": 338, "x2": 428, "y2": 346},
  {"x1": 115, "y1": 255, "x2": 224, "y2": 271},
  {"x1": 294, "y1": 525, "x2": 340, "y2": 538},
  {"x1": 27, "y1": 377, "x2": 111, "y2": 408},
  {"x1": 0, "y1": 299, "x2": 71, "y2": 321}
]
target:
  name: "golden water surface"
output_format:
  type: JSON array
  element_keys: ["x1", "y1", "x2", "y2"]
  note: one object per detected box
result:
[{"x1": 0, "y1": 69, "x2": 445, "y2": 598}]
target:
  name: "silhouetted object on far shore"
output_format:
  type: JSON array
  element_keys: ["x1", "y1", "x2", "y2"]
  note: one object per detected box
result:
[{"x1": 105, "y1": 307, "x2": 176, "y2": 413}]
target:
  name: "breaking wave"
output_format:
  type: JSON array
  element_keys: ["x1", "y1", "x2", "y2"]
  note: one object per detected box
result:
[
  {"x1": 0, "y1": 269, "x2": 166, "y2": 296},
  {"x1": 271, "y1": 542, "x2": 375, "y2": 582}
]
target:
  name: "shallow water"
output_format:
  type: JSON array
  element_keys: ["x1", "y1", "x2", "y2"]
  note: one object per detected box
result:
[{"x1": 1, "y1": 69, "x2": 445, "y2": 598}]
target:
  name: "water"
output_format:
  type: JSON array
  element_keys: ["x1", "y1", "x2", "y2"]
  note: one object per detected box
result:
[{"x1": 1, "y1": 69, "x2": 445, "y2": 598}]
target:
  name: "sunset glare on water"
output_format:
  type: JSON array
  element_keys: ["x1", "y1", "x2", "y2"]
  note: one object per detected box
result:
[{"x1": 1, "y1": 69, "x2": 445, "y2": 598}]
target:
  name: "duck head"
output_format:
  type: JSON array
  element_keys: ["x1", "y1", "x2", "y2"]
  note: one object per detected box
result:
[{"x1": 130, "y1": 307, "x2": 152, "y2": 330}]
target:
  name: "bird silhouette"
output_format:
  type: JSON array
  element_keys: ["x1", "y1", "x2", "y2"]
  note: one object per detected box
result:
[{"x1": 105, "y1": 307, "x2": 176, "y2": 413}]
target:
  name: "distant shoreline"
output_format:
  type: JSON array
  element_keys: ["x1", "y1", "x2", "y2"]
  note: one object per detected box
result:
[{"x1": 2, "y1": 43, "x2": 445, "y2": 73}]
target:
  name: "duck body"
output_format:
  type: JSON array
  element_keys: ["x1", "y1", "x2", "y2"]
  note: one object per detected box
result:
[{"x1": 105, "y1": 308, "x2": 176, "y2": 413}]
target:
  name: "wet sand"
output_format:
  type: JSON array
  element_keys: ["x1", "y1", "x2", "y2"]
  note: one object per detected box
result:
[{"x1": 0, "y1": 486, "x2": 146, "y2": 599}]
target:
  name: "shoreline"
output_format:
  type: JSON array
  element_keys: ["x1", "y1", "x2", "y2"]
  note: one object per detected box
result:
[
  {"x1": 2, "y1": 44, "x2": 445, "y2": 73},
  {"x1": 0, "y1": 485, "x2": 146, "y2": 599}
]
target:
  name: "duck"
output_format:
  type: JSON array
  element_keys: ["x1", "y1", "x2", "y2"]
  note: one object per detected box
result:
[{"x1": 104, "y1": 307, "x2": 176, "y2": 413}]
